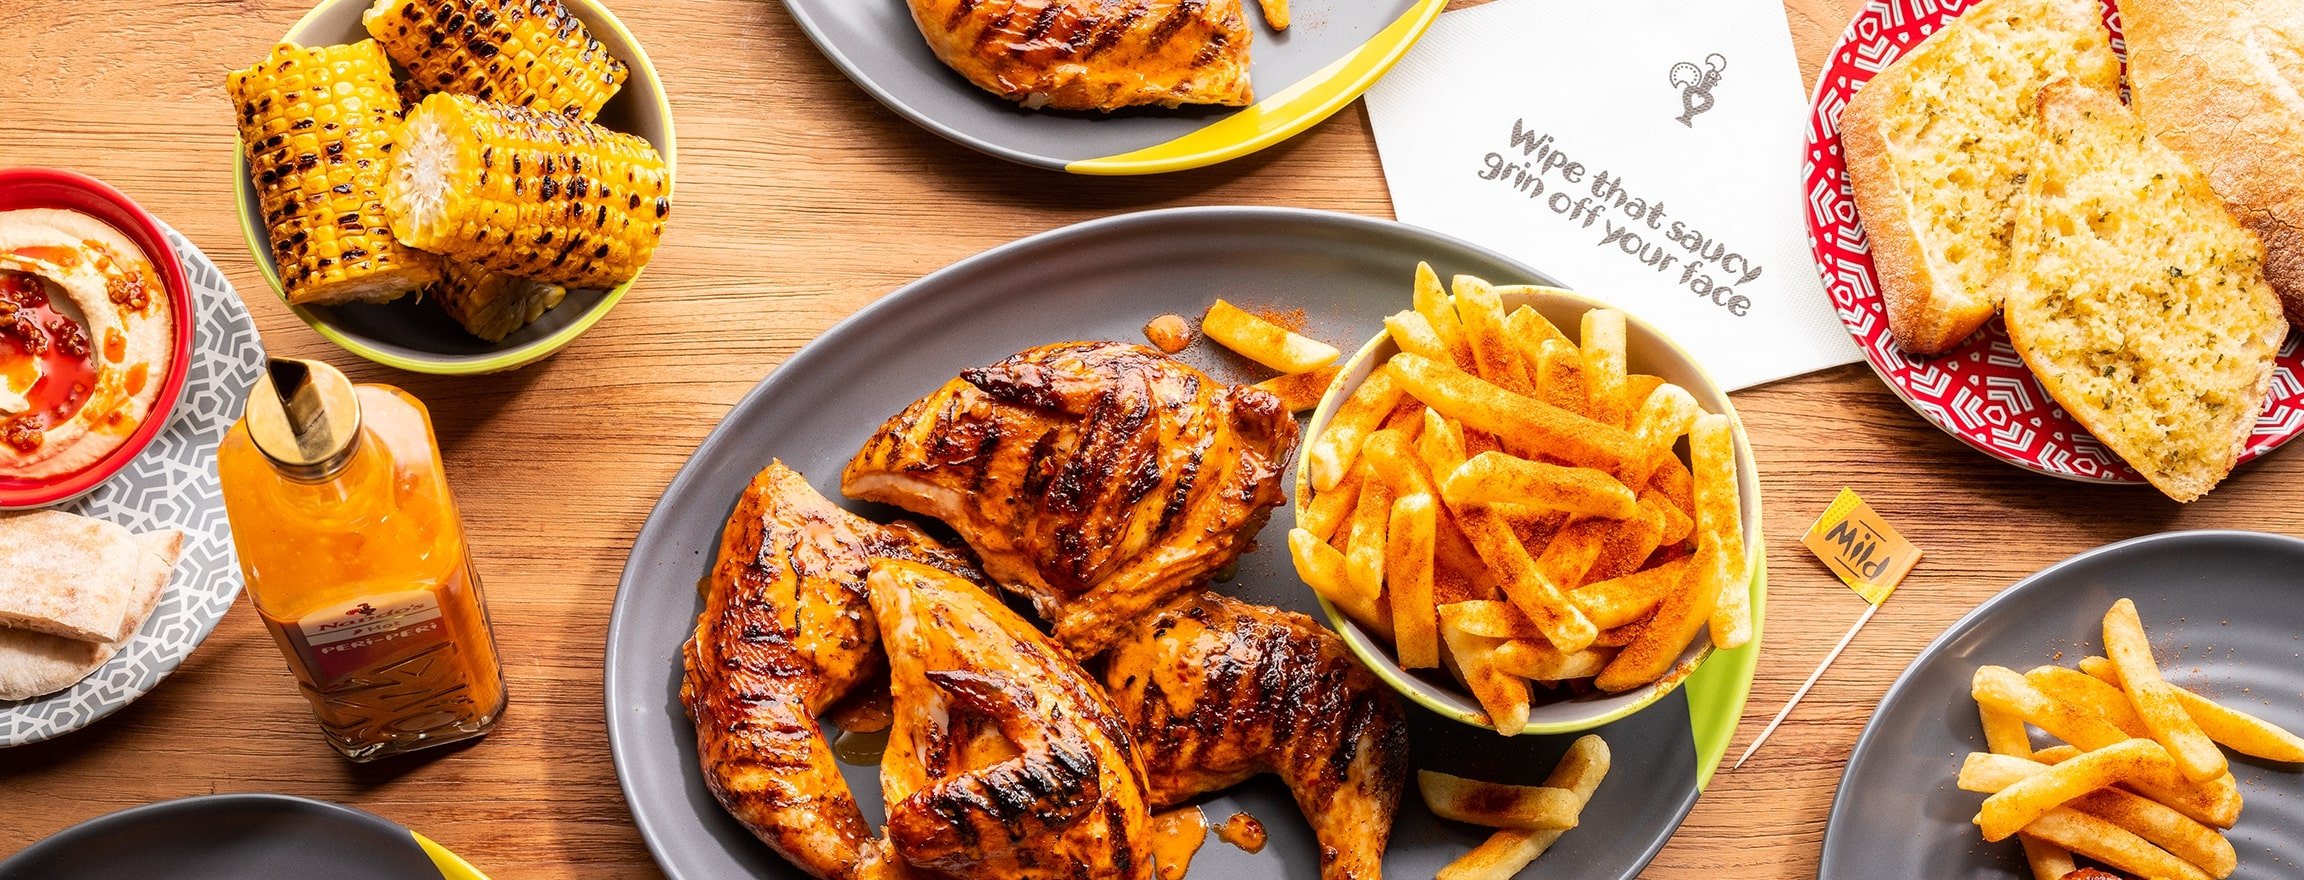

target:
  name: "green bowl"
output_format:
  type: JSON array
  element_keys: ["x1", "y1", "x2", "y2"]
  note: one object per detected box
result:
[
  {"x1": 1298, "y1": 285, "x2": 1767, "y2": 735},
  {"x1": 232, "y1": 0, "x2": 676, "y2": 374}
]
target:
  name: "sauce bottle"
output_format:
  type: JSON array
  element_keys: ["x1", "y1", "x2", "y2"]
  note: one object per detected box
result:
[{"x1": 217, "y1": 357, "x2": 506, "y2": 761}]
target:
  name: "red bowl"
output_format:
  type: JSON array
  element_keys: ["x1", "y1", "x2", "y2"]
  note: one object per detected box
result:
[{"x1": 0, "y1": 168, "x2": 197, "y2": 509}]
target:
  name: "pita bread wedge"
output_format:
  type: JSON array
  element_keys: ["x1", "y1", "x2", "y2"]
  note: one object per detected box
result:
[
  {"x1": 0, "y1": 511, "x2": 142, "y2": 642},
  {"x1": 0, "y1": 524, "x2": 183, "y2": 701}
]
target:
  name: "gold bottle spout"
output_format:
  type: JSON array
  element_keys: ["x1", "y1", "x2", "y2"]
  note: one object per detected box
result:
[{"x1": 245, "y1": 357, "x2": 362, "y2": 482}]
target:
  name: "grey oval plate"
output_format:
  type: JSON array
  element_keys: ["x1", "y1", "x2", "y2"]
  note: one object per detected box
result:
[
  {"x1": 778, "y1": 0, "x2": 1440, "y2": 173},
  {"x1": 1821, "y1": 530, "x2": 2304, "y2": 877},
  {"x1": 0, "y1": 794, "x2": 455, "y2": 879},
  {"x1": 0, "y1": 228, "x2": 263, "y2": 748},
  {"x1": 607, "y1": 207, "x2": 1731, "y2": 880}
]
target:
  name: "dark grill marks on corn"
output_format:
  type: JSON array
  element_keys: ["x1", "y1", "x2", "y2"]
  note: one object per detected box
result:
[
  {"x1": 842, "y1": 341, "x2": 1297, "y2": 659},
  {"x1": 1103, "y1": 592, "x2": 1409, "y2": 880},
  {"x1": 227, "y1": 40, "x2": 441, "y2": 306},
  {"x1": 362, "y1": 0, "x2": 629, "y2": 121},
  {"x1": 385, "y1": 92, "x2": 670, "y2": 290}
]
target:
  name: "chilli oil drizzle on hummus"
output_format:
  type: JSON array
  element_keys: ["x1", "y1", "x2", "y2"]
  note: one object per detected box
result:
[{"x1": 0, "y1": 208, "x2": 172, "y2": 480}]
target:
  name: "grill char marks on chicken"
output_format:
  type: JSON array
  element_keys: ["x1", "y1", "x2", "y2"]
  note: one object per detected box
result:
[
  {"x1": 1103, "y1": 592, "x2": 1410, "y2": 880},
  {"x1": 872, "y1": 559, "x2": 1155, "y2": 880},
  {"x1": 843, "y1": 341, "x2": 1298, "y2": 660},
  {"x1": 681, "y1": 461, "x2": 986, "y2": 880},
  {"x1": 903, "y1": 0, "x2": 1256, "y2": 111}
]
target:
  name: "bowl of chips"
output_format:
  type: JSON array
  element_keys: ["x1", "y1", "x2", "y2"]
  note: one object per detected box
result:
[{"x1": 1286, "y1": 268, "x2": 1763, "y2": 734}]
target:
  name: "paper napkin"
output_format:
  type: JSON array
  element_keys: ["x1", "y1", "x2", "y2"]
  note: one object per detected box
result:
[{"x1": 1365, "y1": 0, "x2": 1860, "y2": 390}]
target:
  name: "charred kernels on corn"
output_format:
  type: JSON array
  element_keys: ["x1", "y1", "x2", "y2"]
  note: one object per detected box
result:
[
  {"x1": 386, "y1": 92, "x2": 670, "y2": 290},
  {"x1": 229, "y1": 40, "x2": 442, "y2": 306},
  {"x1": 362, "y1": 0, "x2": 629, "y2": 121},
  {"x1": 430, "y1": 261, "x2": 568, "y2": 342}
]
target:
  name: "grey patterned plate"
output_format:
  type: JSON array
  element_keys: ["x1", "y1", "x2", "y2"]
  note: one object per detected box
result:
[
  {"x1": 1821, "y1": 530, "x2": 2304, "y2": 877},
  {"x1": 0, "y1": 227, "x2": 265, "y2": 747}
]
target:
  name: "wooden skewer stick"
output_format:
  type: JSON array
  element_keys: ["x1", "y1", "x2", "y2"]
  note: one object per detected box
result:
[{"x1": 1731, "y1": 600, "x2": 1881, "y2": 771}]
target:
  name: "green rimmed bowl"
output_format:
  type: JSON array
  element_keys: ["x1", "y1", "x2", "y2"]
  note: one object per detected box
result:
[
  {"x1": 1299, "y1": 285, "x2": 1766, "y2": 735},
  {"x1": 232, "y1": 0, "x2": 676, "y2": 374}
]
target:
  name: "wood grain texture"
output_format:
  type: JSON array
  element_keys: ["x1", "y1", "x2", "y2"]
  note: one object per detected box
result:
[{"x1": 17, "y1": 0, "x2": 2295, "y2": 877}]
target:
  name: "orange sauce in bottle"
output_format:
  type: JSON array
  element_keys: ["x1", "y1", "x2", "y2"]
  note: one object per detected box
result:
[{"x1": 218, "y1": 359, "x2": 505, "y2": 761}]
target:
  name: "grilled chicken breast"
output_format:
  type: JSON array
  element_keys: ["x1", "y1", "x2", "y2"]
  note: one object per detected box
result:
[
  {"x1": 843, "y1": 341, "x2": 1298, "y2": 659},
  {"x1": 872, "y1": 559, "x2": 1155, "y2": 880},
  {"x1": 681, "y1": 461, "x2": 986, "y2": 880},
  {"x1": 905, "y1": 0, "x2": 1255, "y2": 111},
  {"x1": 1104, "y1": 592, "x2": 1409, "y2": 880}
]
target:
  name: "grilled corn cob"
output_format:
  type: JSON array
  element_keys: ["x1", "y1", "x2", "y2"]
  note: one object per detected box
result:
[
  {"x1": 229, "y1": 40, "x2": 441, "y2": 305},
  {"x1": 363, "y1": 0, "x2": 629, "y2": 122},
  {"x1": 430, "y1": 261, "x2": 568, "y2": 341},
  {"x1": 386, "y1": 92, "x2": 670, "y2": 289}
]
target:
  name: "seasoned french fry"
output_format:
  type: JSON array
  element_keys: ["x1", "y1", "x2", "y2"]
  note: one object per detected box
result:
[
  {"x1": 1413, "y1": 262, "x2": 1476, "y2": 370},
  {"x1": 1625, "y1": 373, "x2": 1666, "y2": 408},
  {"x1": 1365, "y1": 427, "x2": 1437, "y2": 499},
  {"x1": 1581, "y1": 309, "x2": 1632, "y2": 427},
  {"x1": 1962, "y1": 750, "x2": 2241, "y2": 831},
  {"x1": 1594, "y1": 532, "x2": 1720, "y2": 693},
  {"x1": 1389, "y1": 494, "x2": 1441, "y2": 669},
  {"x1": 2027, "y1": 666, "x2": 2148, "y2": 738},
  {"x1": 1570, "y1": 557, "x2": 1689, "y2": 629},
  {"x1": 1981, "y1": 703, "x2": 2035, "y2": 760},
  {"x1": 1452, "y1": 503, "x2": 1596, "y2": 653},
  {"x1": 1439, "y1": 615, "x2": 1531, "y2": 733},
  {"x1": 1388, "y1": 353, "x2": 1636, "y2": 472},
  {"x1": 1202, "y1": 299, "x2": 1340, "y2": 373},
  {"x1": 1506, "y1": 301, "x2": 1574, "y2": 350},
  {"x1": 1381, "y1": 399, "x2": 1428, "y2": 435},
  {"x1": 1434, "y1": 734, "x2": 1610, "y2": 880},
  {"x1": 1418, "y1": 408, "x2": 1468, "y2": 475},
  {"x1": 1533, "y1": 338, "x2": 1594, "y2": 419},
  {"x1": 1648, "y1": 453, "x2": 1695, "y2": 517},
  {"x1": 1691, "y1": 414, "x2": 1749, "y2": 650},
  {"x1": 1647, "y1": 488, "x2": 1695, "y2": 545},
  {"x1": 2081, "y1": 655, "x2": 2304, "y2": 763},
  {"x1": 1493, "y1": 640, "x2": 1613, "y2": 680},
  {"x1": 1453, "y1": 274, "x2": 1534, "y2": 394},
  {"x1": 2020, "y1": 808, "x2": 2213, "y2": 880},
  {"x1": 1592, "y1": 622, "x2": 1640, "y2": 648},
  {"x1": 1439, "y1": 600, "x2": 1543, "y2": 640},
  {"x1": 1298, "y1": 464, "x2": 1364, "y2": 542},
  {"x1": 1386, "y1": 310, "x2": 1454, "y2": 364},
  {"x1": 2069, "y1": 788, "x2": 2237, "y2": 879},
  {"x1": 2018, "y1": 835, "x2": 2076, "y2": 880},
  {"x1": 1343, "y1": 470, "x2": 1397, "y2": 601},
  {"x1": 1252, "y1": 366, "x2": 1339, "y2": 413},
  {"x1": 1974, "y1": 738, "x2": 2176, "y2": 841},
  {"x1": 1619, "y1": 382, "x2": 1701, "y2": 491},
  {"x1": 1971, "y1": 666, "x2": 2130, "y2": 751},
  {"x1": 1417, "y1": 770, "x2": 1581, "y2": 830},
  {"x1": 1307, "y1": 366, "x2": 1405, "y2": 491},
  {"x1": 1291, "y1": 528, "x2": 1391, "y2": 640},
  {"x1": 1444, "y1": 451, "x2": 1638, "y2": 519},
  {"x1": 1580, "y1": 500, "x2": 1667, "y2": 584},
  {"x1": 2105, "y1": 599, "x2": 2228, "y2": 783}
]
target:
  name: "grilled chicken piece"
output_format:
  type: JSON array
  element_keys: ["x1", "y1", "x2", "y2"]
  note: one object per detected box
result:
[
  {"x1": 681, "y1": 461, "x2": 986, "y2": 880},
  {"x1": 843, "y1": 341, "x2": 1298, "y2": 659},
  {"x1": 1103, "y1": 592, "x2": 1410, "y2": 880},
  {"x1": 904, "y1": 0, "x2": 1255, "y2": 111},
  {"x1": 872, "y1": 559, "x2": 1155, "y2": 880}
]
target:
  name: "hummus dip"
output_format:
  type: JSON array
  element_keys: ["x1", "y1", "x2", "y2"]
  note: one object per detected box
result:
[{"x1": 0, "y1": 208, "x2": 174, "y2": 481}]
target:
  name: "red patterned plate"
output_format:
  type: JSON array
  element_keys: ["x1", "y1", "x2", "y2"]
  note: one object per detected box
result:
[{"x1": 1802, "y1": 0, "x2": 2304, "y2": 484}]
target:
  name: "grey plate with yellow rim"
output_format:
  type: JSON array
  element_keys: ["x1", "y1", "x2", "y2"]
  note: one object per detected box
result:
[
  {"x1": 232, "y1": 0, "x2": 676, "y2": 375},
  {"x1": 0, "y1": 793, "x2": 489, "y2": 879},
  {"x1": 779, "y1": 0, "x2": 1443, "y2": 174},
  {"x1": 1821, "y1": 530, "x2": 2304, "y2": 878},
  {"x1": 606, "y1": 207, "x2": 1763, "y2": 880}
]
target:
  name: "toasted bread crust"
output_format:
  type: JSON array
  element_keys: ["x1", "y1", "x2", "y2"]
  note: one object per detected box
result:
[
  {"x1": 1837, "y1": 0, "x2": 2119, "y2": 356},
  {"x1": 2124, "y1": 0, "x2": 2304, "y2": 326}
]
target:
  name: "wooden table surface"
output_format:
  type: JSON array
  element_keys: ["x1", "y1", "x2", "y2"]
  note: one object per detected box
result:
[{"x1": 12, "y1": 0, "x2": 2299, "y2": 876}]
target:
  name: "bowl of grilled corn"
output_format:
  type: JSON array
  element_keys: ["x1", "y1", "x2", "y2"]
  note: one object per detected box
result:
[{"x1": 229, "y1": 0, "x2": 674, "y2": 374}]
